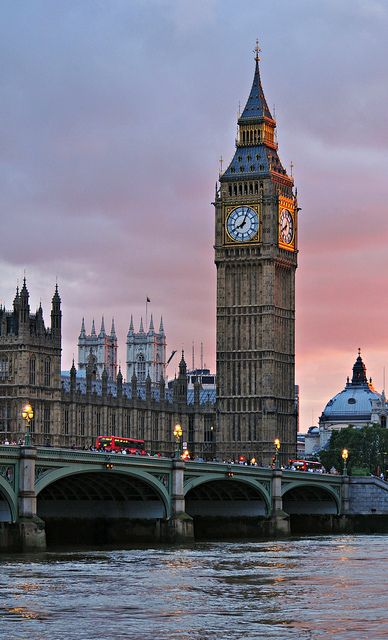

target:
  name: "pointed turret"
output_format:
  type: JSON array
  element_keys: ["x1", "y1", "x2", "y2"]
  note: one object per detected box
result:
[
  {"x1": 51, "y1": 283, "x2": 62, "y2": 339},
  {"x1": 127, "y1": 315, "x2": 134, "y2": 336},
  {"x1": 79, "y1": 317, "x2": 86, "y2": 339},
  {"x1": 222, "y1": 41, "x2": 291, "y2": 182},
  {"x1": 101, "y1": 365, "x2": 108, "y2": 396},
  {"x1": 19, "y1": 277, "x2": 30, "y2": 324},
  {"x1": 159, "y1": 316, "x2": 164, "y2": 334},
  {"x1": 36, "y1": 302, "x2": 44, "y2": 335},
  {"x1": 351, "y1": 349, "x2": 368, "y2": 386},
  {"x1": 148, "y1": 314, "x2": 154, "y2": 334},
  {"x1": 13, "y1": 285, "x2": 20, "y2": 310},
  {"x1": 91, "y1": 319, "x2": 96, "y2": 336},
  {"x1": 117, "y1": 366, "x2": 123, "y2": 397},
  {"x1": 139, "y1": 317, "x2": 144, "y2": 333},
  {"x1": 70, "y1": 358, "x2": 77, "y2": 393},
  {"x1": 239, "y1": 40, "x2": 273, "y2": 122},
  {"x1": 110, "y1": 318, "x2": 116, "y2": 337},
  {"x1": 131, "y1": 370, "x2": 138, "y2": 398},
  {"x1": 99, "y1": 316, "x2": 106, "y2": 337},
  {"x1": 179, "y1": 350, "x2": 187, "y2": 377}
]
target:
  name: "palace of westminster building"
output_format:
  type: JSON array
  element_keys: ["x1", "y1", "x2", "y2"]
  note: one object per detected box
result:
[{"x1": 0, "y1": 47, "x2": 302, "y2": 465}]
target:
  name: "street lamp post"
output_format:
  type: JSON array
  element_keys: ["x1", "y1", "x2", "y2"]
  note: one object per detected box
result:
[
  {"x1": 22, "y1": 403, "x2": 34, "y2": 446},
  {"x1": 342, "y1": 448, "x2": 349, "y2": 475},
  {"x1": 173, "y1": 424, "x2": 183, "y2": 459},
  {"x1": 274, "y1": 438, "x2": 281, "y2": 469}
]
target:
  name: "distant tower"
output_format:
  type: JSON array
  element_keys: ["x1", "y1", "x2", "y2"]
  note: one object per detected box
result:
[
  {"x1": 78, "y1": 317, "x2": 118, "y2": 380},
  {"x1": 126, "y1": 315, "x2": 166, "y2": 384}
]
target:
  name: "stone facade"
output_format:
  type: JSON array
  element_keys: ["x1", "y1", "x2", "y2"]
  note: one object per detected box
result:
[
  {"x1": 126, "y1": 315, "x2": 166, "y2": 384},
  {"x1": 0, "y1": 280, "x2": 62, "y2": 444},
  {"x1": 215, "y1": 48, "x2": 298, "y2": 465},
  {"x1": 0, "y1": 283, "x2": 216, "y2": 457},
  {"x1": 78, "y1": 317, "x2": 118, "y2": 381}
]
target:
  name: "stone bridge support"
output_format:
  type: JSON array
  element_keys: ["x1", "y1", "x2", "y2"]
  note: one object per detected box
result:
[
  {"x1": 270, "y1": 469, "x2": 290, "y2": 536},
  {"x1": 18, "y1": 447, "x2": 46, "y2": 550},
  {"x1": 341, "y1": 475, "x2": 350, "y2": 514},
  {"x1": 166, "y1": 460, "x2": 194, "y2": 542}
]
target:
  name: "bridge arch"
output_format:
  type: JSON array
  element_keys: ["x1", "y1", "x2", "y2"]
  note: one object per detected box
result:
[
  {"x1": 0, "y1": 477, "x2": 16, "y2": 522},
  {"x1": 282, "y1": 481, "x2": 340, "y2": 515},
  {"x1": 184, "y1": 474, "x2": 271, "y2": 517},
  {"x1": 36, "y1": 465, "x2": 171, "y2": 520}
]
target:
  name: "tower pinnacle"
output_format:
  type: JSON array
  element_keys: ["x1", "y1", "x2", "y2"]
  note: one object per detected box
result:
[{"x1": 254, "y1": 38, "x2": 261, "y2": 62}]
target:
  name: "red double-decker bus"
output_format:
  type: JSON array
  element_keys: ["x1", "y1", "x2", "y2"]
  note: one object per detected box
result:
[
  {"x1": 289, "y1": 459, "x2": 323, "y2": 473},
  {"x1": 95, "y1": 435, "x2": 146, "y2": 455}
]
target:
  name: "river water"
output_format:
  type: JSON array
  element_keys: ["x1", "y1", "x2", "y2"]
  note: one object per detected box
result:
[{"x1": 0, "y1": 535, "x2": 387, "y2": 640}]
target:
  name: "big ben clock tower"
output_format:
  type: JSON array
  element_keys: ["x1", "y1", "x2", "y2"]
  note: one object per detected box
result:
[{"x1": 215, "y1": 42, "x2": 298, "y2": 466}]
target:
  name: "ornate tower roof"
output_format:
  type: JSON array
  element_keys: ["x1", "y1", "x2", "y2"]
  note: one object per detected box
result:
[
  {"x1": 52, "y1": 283, "x2": 61, "y2": 306},
  {"x1": 351, "y1": 349, "x2": 369, "y2": 386},
  {"x1": 239, "y1": 40, "x2": 273, "y2": 122},
  {"x1": 221, "y1": 41, "x2": 291, "y2": 183}
]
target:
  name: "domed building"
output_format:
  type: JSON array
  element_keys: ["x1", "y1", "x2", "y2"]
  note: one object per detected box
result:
[{"x1": 319, "y1": 351, "x2": 382, "y2": 448}]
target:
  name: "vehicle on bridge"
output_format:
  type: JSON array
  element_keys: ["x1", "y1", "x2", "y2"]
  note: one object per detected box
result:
[
  {"x1": 289, "y1": 460, "x2": 324, "y2": 473},
  {"x1": 95, "y1": 436, "x2": 147, "y2": 455}
]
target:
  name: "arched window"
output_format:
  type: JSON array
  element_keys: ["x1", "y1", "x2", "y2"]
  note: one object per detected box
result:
[
  {"x1": 137, "y1": 353, "x2": 146, "y2": 383},
  {"x1": 29, "y1": 356, "x2": 36, "y2": 385},
  {"x1": 381, "y1": 415, "x2": 387, "y2": 428}
]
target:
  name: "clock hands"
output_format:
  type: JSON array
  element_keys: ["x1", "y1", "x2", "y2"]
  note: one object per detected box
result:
[{"x1": 236, "y1": 208, "x2": 248, "y2": 230}]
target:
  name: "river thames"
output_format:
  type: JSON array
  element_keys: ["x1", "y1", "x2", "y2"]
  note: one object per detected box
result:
[{"x1": 1, "y1": 534, "x2": 387, "y2": 640}]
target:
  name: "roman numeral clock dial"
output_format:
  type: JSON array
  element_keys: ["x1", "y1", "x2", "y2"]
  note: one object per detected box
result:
[{"x1": 226, "y1": 206, "x2": 259, "y2": 243}]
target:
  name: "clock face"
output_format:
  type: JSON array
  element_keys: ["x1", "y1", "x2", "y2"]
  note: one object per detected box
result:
[
  {"x1": 226, "y1": 206, "x2": 259, "y2": 243},
  {"x1": 279, "y1": 208, "x2": 294, "y2": 245}
]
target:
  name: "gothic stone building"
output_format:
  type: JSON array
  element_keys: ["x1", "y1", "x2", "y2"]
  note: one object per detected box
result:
[
  {"x1": 0, "y1": 281, "x2": 216, "y2": 458},
  {"x1": 78, "y1": 317, "x2": 118, "y2": 381},
  {"x1": 215, "y1": 46, "x2": 299, "y2": 465},
  {"x1": 0, "y1": 280, "x2": 62, "y2": 442}
]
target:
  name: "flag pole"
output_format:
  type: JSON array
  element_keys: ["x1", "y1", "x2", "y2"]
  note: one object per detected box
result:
[{"x1": 146, "y1": 297, "x2": 150, "y2": 331}]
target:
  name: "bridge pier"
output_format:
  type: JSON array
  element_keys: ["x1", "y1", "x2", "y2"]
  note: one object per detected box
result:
[
  {"x1": 18, "y1": 447, "x2": 46, "y2": 550},
  {"x1": 341, "y1": 475, "x2": 350, "y2": 514},
  {"x1": 269, "y1": 468, "x2": 290, "y2": 536},
  {"x1": 166, "y1": 460, "x2": 194, "y2": 542}
]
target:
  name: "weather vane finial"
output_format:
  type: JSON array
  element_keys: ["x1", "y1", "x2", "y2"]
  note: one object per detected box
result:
[{"x1": 254, "y1": 38, "x2": 261, "y2": 62}]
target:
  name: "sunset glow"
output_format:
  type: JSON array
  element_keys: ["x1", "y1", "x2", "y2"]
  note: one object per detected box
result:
[{"x1": 1, "y1": 1, "x2": 387, "y2": 432}]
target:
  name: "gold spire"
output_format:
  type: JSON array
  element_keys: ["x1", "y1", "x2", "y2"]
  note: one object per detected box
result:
[{"x1": 254, "y1": 38, "x2": 261, "y2": 62}]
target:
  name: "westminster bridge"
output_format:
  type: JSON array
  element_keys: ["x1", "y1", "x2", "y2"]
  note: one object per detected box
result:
[{"x1": 1, "y1": 445, "x2": 388, "y2": 550}]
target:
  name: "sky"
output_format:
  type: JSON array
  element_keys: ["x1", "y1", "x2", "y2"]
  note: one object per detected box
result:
[{"x1": 1, "y1": 0, "x2": 388, "y2": 432}]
